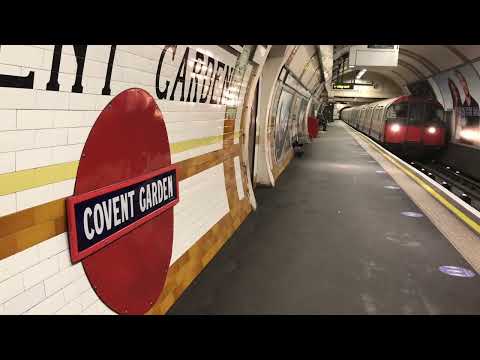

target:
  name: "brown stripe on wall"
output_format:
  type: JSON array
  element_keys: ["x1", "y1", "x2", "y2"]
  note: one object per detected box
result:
[
  {"x1": 146, "y1": 182, "x2": 252, "y2": 315},
  {"x1": 146, "y1": 203, "x2": 252, "y2": 314},
  {"x1": 0, "y1": 145, "x2": 241, "y2": 262}
]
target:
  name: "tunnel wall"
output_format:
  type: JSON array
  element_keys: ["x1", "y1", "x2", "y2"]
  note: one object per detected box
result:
[
  {"x1": 331, "y1": 72, "x2": 404, "y2": 99},
  {"x1": 261, "y1": 45, "x2": 319, "y2": 184},
  {"x1": 0, "y1": 45, "x2": 267, "y2": 314},
  {"x1": 423, "y1": 60, "x2": 480, "y2": 180}
]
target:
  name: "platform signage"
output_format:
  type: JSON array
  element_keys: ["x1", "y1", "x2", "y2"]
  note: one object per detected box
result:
[
  {"x1": 367, "y1": 45, "x2": 396, "y2": 49},
  {"x1": 67, "y1": 166, "x2": 178, "y2": 263},
  {"x1": 333, "y1": 83, "x2": 354, "y2": 90},
  {"x1": 65, "y1": 88, "x2": 179, "y2": 315}
]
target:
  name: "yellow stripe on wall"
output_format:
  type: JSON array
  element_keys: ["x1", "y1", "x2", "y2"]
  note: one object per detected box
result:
[
  {"x1": 170, "y1": 135, "x2": 224, "y2": 153},
  {"x1": 0, "y1": 132, "x2": 242, "y2": 197},
  {"x1": 0, "y1": 161, "x2": 79, "y2": 196}
]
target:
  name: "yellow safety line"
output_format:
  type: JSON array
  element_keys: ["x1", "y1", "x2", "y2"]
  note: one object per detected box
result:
[
  {"x1": 348, "y1": 125, "x2": 480, "y2": 236},
  {"x1": 0, "y1": 132, "x2": 241, "y2": 196}
]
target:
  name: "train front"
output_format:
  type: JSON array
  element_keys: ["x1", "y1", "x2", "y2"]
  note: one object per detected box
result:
[{"x1": 384, "y1": 97, "x2": 446, "y2": 158}]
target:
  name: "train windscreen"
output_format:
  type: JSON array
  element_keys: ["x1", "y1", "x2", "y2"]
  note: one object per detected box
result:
[
  {"x1": 408, "y1": 103, "x2": 424, "y2": 125},
  {"x1": 407, "y1": 102, "x2": 444, "y2": 126},
  {"x1": 386, "y1": 103, "x2": 408, "y2": 122},
  {"x1": 425, "y1": 103, "x2": 445, "y2": 124}
]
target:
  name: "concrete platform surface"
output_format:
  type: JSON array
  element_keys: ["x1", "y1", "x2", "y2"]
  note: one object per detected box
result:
[{"x1": 168, "y1": 122, "x2": 480, "y2": 315}]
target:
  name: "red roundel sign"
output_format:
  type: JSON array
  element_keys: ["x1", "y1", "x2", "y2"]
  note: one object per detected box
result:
[{"x1": 66, "y1": 88, "x2": 178, "y2": 315}]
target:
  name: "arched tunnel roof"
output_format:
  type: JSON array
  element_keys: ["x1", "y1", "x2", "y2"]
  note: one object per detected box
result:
[{"x1": 333, "y1": 45, "x2": 480, "y2": 87}]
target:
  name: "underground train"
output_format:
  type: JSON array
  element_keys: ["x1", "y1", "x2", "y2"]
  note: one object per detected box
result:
[{"x1": 340, "y1": 96, "x2": 447, "y2": 157}]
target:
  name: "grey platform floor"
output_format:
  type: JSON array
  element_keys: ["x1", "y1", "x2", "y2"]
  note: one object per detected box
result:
[{"x1": 168, "y1": 122, "x2": 480, "y2": 314}]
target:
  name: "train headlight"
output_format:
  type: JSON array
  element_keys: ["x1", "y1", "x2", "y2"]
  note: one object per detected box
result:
[
  {"x1": 391, "y1": 124, "x2": 401, "y2": 133},
  {"x1": 427, "y1": 126, "x2": 437, "y2": 134}
]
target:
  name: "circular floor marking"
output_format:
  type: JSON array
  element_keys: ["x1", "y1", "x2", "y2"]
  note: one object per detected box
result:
[
  {"x1": 439, "y1": 266, "x2": 476, "y2": 278},
  {"x1": 376, "y1": 170, "x2": 386, "y2": 174},
  {"x1": 385, "y1": 185, "x2": 400, "y2": 190},
  {"x1": 401, "y1": 211, "x2": 424, "y2": 218}
]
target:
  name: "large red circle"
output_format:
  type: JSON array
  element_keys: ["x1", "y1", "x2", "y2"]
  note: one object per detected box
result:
[{"x1": 74, "y1": 88, "x2": 173, "y2": 314}]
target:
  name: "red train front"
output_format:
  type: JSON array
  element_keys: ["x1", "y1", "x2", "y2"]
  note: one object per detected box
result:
[
  {"x1": 383, "y1": 97, "x2": 446, "y2": 157},
  {"x1": 341, "y1": 96, "x2": 447, "y2": 159}
]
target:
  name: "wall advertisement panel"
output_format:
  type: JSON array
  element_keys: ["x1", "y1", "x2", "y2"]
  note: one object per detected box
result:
[
  {"x1": 296, "y1": 99, "x2": 307, "y2": 138},
  {"x1": 274, "y1": 89, "x2": 294, "y2": 163},
  {"x1": 432, "y1": 63, "x2": 480, "y2": 147}
]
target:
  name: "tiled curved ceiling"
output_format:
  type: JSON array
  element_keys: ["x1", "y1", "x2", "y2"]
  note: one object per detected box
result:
[{"x1": 333, "y1": 45, "x2": 480, "y2": 87}]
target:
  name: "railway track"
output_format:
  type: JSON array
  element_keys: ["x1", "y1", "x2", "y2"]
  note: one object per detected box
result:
[{"x1": 406, "y1": 158, "x2": 480, "y2": 211}]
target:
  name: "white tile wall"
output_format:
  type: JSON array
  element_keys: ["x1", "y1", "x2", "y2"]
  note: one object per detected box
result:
[
  {"x1": 0, "y1": 88, "x2": 35, "y2": 110},
  {"x1": 0, "y1": 245, "x2": 39, "y2": 283},
  {"x1": 44, "y1": 262, "x2": 84, "y2": 297},
  {"x1": 17, "y1": 110, "x2": 54, "y2": 129},
  {"x1": 57, "y1": 249, "x2": 73, "y2": 270},
  {"x1": 0, "y1": 45, "x2": 46, "y2": 69},
  {"x1": 56, "y1": 300, "x2": 83, "y2": 314},
  {"x1": 0, "y1": 110, "x2": 16, "y2": 131},
  {"x1": 3, "y1": 282, "x2": 45, "y2": 314},
  {"x1": 0, "y1": 130, "x2": 35, "y2": 152},
  {"x1": 25, "y1": 289, "x2": 65, "y2": 314},
  {"x1": 0, "y1": 273, "x2": 24, "y2": 304},
  {"x1": 0, "y1": 45, "x2": 253, "y2": 315},
  {"x1": 63, "y1": 275, "x2": 91, "y2": 303},
  {"x1": 69, "y1": 93, "x2": 101, "y2": 111},
  {"x1": 35, "y1": 90, "x2": 69, "y2": 110},
  {"x1": 52, "y1": 144, "x2": 83, "y2": 164},
  {"x1": 76, "y1": 288, "x2": 98, "y2": 309},
  {"x1": 0, "y1": 193, "x2": 16, "y2": 217},
  {"x1": 67, "y1": 127, "x2": 91, "y2": 144},
  {"x1": 234, "y1": 156, "x2": 245, "y2": 200},
  {"x1": 37, "y1": 233, "x2": 68, "y2": 260},
  {"x1": 23, "y1": 256, "x2": 59, "y2": 289},
  {"x1": 16, "y1": 183, "x2": 54, "y2": 211},
  {"x1": 16, "y1": 147, "x2": 53, "y2": 171},
  {"x1": 35, "y1": 128, "x2": 68, "y2": 147},
  {"x1": 31, "y1": 69, "x2": 53, "y2": 91},
  {"x1": 171, "y1": 163, "x2": 229, "y2": 264},
  {"x1": 54, "y1": 110, "x2": 98, "y2": 128},
  {"x1": 0, "y1": 63, "x2": 22, "y2": 76},
  {"x1": 0, "y1": 152, "x2": 15, "y2": 174},
  {"x1": 52, "y1": 179, "x2": 75, "y2": 199}
]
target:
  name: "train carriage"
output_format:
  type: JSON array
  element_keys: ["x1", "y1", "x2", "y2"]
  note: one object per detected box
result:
[{"x1": 340, "y1": 96, "x2": 446, "y2": 158}]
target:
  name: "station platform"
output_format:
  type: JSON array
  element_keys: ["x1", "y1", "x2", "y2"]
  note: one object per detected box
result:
[{"x1": 168, "y1": 121, "x2": 480, "y2": 315}]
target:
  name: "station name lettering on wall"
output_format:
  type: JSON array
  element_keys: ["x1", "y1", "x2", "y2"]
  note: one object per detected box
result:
[
  {"x1": 0, "y1": 45, "x2": 236, "y2": 104},
  {"x1": 66, "y1": 166, "x2": 179, "y2": 263}
]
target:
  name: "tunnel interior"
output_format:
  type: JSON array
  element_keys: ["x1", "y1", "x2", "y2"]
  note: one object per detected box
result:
[{"x1": 0, "y1": 44, "x2": 480, "y2": 315}]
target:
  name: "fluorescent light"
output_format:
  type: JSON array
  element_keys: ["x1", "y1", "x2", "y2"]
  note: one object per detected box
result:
[{"x1": 356, "y1": 69, "x2": 367, "y2": 80}]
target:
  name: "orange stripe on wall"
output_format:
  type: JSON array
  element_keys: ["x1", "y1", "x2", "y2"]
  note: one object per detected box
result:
[{"x1": 0, "y1": 145, "x2": 241, "y2": 262}]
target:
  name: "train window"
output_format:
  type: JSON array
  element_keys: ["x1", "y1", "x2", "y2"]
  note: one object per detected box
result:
[
  {"x1": 386, "y1": 103, "x2": 408, "y2": 119},
  {"x1": 408, "y1": 103, "x2": 424, "y2": 125},
  {"x1": 425, "y1": 104, "x2": 445, "y2": 123}
]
